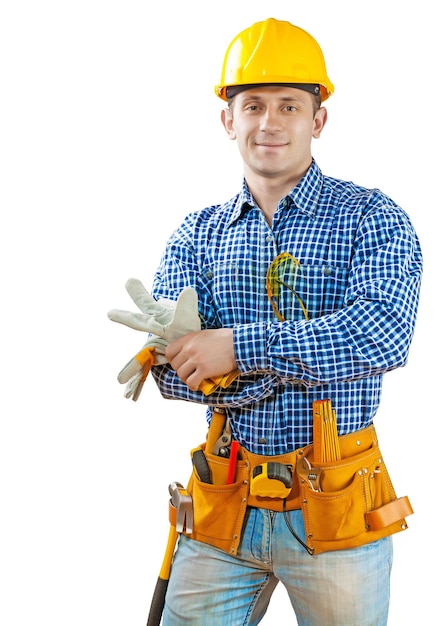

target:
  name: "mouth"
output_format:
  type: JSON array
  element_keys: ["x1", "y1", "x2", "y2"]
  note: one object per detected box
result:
[{"x1": 256, "y1": 142, "x2": 288, "y2": 149}]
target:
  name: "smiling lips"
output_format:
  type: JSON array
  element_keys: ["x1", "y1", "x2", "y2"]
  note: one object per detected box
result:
[{"x1": 256, "y1": 142, "x2": 288, "y2": 148}]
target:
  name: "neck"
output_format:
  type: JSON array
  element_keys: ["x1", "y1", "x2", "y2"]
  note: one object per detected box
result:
[{"x1": 246, "y1": 169, "x2": 308, "y2": 225}]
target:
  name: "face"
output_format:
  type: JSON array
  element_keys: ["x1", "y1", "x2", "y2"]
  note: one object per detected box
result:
[{"x1": 221, "y1": 86, "x2": 327, "y2": 186}]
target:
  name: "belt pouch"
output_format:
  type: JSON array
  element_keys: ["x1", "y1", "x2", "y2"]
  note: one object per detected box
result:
[
  {"x1": 296, "y1": 425, "x2": 413, "y2": 554},
  {"x1": 186, "y1": 442, "x2": 250, "y2": 555}
]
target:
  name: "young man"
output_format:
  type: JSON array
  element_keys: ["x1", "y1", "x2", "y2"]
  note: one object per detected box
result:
[{"x1": 110, "y1": 18, "x2": 422, "y2": 625}]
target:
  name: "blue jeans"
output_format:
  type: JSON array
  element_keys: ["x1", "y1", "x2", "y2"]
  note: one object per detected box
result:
[{"x1": 163, "y1": 507, "x2": 393, "y2": 625}]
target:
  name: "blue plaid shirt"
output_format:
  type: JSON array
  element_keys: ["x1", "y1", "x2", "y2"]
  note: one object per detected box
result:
[{"x1": 151, "y1": 160, "x2": 422, "y2": 454}]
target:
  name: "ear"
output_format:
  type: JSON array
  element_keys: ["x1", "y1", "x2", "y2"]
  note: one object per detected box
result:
[
  {"x1": 221, "y1": 108, "x2": 236, "y2": 140},
  {"x1": 312, "y1": 107, "x2": 328, "y2": 139}
]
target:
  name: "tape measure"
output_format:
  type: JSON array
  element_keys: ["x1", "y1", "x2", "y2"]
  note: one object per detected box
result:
[{"x1": 250, "y1": 462, "x2": 293, "y2": 498}]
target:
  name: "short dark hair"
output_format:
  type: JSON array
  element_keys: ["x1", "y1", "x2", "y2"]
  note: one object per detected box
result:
[{"x1": 312, "y1": 93, "x2": 322, "y2": 116}]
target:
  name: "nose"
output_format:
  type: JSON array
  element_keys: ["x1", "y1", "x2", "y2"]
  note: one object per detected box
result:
[{"x1": 259, "y1": 109, "x2": 282, "y2": 133}]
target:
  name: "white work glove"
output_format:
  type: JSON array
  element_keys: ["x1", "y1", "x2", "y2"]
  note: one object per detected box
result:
[
  {"x1": 108, "y1": 279, "x2": 201, "y2": 400},
  {"x1": 116, "y1": 336, "x2": 168, "y2": 401},
  {"x1": 108, "y1": 278, "x2": 201, "y2": 341},
  {"x1": 109, "y1": 278, "x2": 179, "y2": 332}
]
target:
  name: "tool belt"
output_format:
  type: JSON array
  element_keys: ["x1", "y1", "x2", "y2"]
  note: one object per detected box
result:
[{"x1": 183, "y1": 407, "x2": 413, "y2": 556}]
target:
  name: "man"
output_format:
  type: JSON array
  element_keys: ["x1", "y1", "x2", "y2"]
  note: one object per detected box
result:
[{"x1": 110, "y1": 18, "x2": 422, "y2": 625}]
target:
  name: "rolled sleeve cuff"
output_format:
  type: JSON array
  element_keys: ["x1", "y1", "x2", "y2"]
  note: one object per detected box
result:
[{"x1": 233, "y1": 322, "x2": 269, "y2": 373}]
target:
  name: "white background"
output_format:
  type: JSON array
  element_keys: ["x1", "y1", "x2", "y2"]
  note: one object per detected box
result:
[{"x1": 1, "y1": 1, "x2": 440, "y2": 624}]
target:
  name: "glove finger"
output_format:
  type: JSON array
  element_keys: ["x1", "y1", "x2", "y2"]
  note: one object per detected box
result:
[
  {"x1": 148, "y1": 337, "x2": 168, "y2": 354},
  {"x1": 107, "y1": 309, "x2": 153, "y2": 332},
  {"x1": 160, "y1": 287, "x2": 201, "y2": 342},
  {"x1": 108, "y1": 308, "x2": 170, "y2": 337},
  {"x1": 131, "y1": 376, "x2": 146, "y2": 401},
  {"x1": 125, "y1": 278, "x2": 157, "y2": 313},
  {"x1": 118, "y1": 346, "x2": 155, "y2": 384},
  {"x1": 124, "y1": 352, "x2": 153, "y2": 401},
  {"x1": 175, "y1": 288, "x2": 200, "y2": 333},
  {"x1": 124, "y1": 373, "x2": 143, "y2": 399},
  {"x1": 119, "y1": 287, "x2": 200, "y2": 339},
  {"x1": 126, "y1": 279, "x2": 176, "y2": 321},
  {"x1": 122, "y1": 315, "x2": 167, "y2": 338},
  {"x1": 118, "y1": 358, "x2": 142, "y2": 384}
]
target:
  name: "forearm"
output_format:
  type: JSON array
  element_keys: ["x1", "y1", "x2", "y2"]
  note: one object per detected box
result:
[
  {"x1": 234, "y1": 215, "x2": 422, "y2": 385},
  {"x1": 235, "y1": 288, "x2": 420, "y2": 386},
  {"x1": 151, "y1": 363, "x2": 278, "y2": 407}
]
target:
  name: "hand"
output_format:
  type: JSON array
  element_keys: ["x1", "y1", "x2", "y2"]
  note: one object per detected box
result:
[
  {"x1": 165, "y1": 328, "x2": 237, "y2": 392},
  {"x1": 109, "y1": 280, "x2": 202, "y2": 400}
]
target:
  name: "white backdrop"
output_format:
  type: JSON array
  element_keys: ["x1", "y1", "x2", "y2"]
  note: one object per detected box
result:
[{"x1": 1, "y1": 1, "x2": 440, "y2": 624}]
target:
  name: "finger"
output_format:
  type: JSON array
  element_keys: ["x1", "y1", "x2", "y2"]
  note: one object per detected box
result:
[
  {"x1": 172, "y1": 355, "x2": 200, "y2": 384},
  {"x1": 164, "y1": 337, "x2": 184, "y2": 362},
  {"x1": 182, "y1": 369, "x2": 205, "y2": 392},
  {"x1": 176, "y1": 363, "x2": 198, "y2": 391},
  {"x1": 154, "y1": 353, "x2": 168, "y2": 365}
]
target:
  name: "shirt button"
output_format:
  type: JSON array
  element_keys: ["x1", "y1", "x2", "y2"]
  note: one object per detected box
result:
[
  {"x1": 266, "y1": 235, "x2": 273, "y2": 242},
  {"x1": 322, "y1": 266, "x2": 333, "y2": 276},
  {"x1": 206, "y1": 271, "x2": 214, "y2": 279},
  {"x1": 259, "y1": 437, "x2": 267, "y2": 444}
]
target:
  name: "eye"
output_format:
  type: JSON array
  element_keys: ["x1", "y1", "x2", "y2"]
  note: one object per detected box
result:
[{"x1": 283, "y1": 105, "x2": 297, "y2": 112}]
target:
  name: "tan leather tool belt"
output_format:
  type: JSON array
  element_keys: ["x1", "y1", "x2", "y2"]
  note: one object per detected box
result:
[{"x1": 183, "y1": 411, "x2": 413, "y2": 556}]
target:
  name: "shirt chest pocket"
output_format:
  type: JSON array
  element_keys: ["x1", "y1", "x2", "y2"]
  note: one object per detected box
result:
[
  {"x1": 296, "y1": 264, "x2": 349, "y2": 320},
  {"x1": 199, "y1": 260, "x2": 269, "y2": 326},
  {"x1": 199, "y1": 261, "x2": 349, "y2": 326}
]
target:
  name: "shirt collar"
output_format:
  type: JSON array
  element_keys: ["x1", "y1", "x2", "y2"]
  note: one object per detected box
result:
[
  {"x1": 285, "y1": 159, "x2": 323, "y2": 218},
  {"x1": 229, "y1": 159, "x2": 323, "y2": 225}
]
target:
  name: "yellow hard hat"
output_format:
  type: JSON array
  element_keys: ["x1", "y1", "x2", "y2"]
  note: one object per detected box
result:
[{"x1": 215, "y1": 18, "x2": 334, "y2": 102}]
